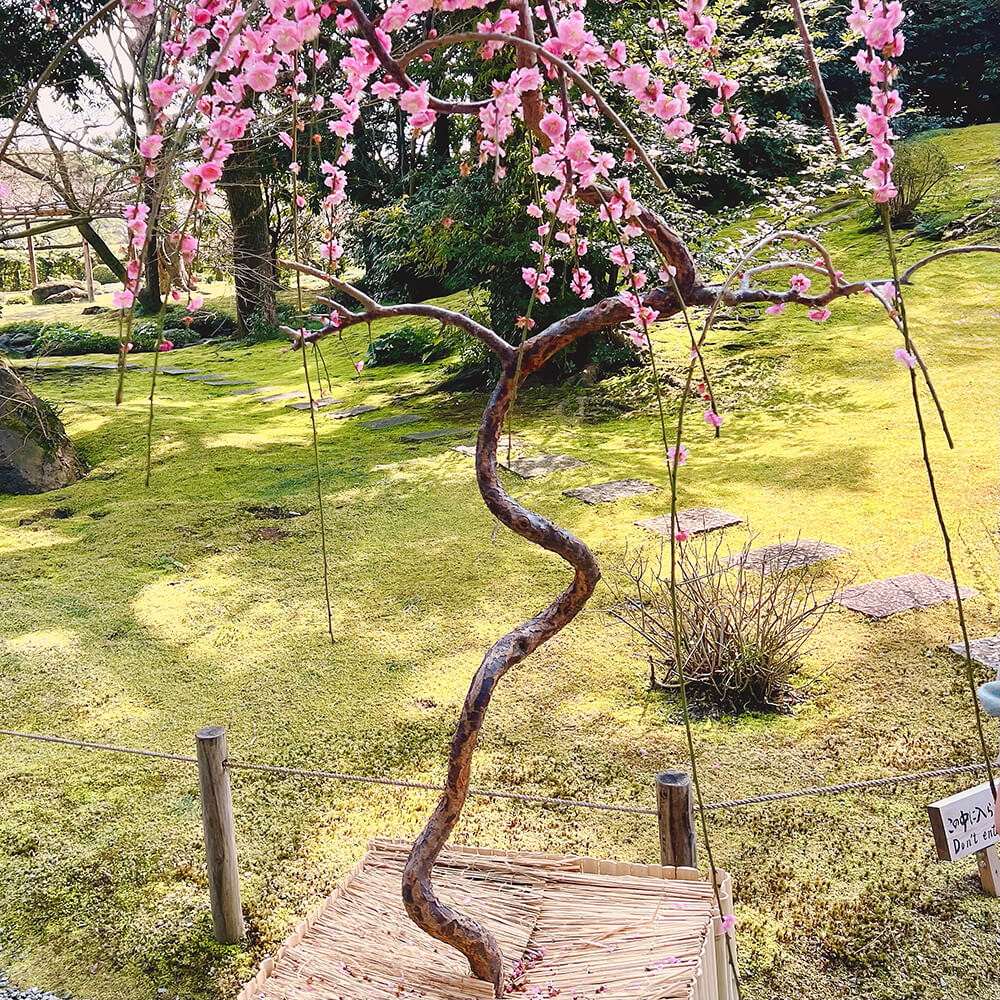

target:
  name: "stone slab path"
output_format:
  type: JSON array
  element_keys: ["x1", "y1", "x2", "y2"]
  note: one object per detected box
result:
[
  {"x1": 452, "y1": 437, "x2": 530, "y2": 458},
  {"x1": 185, "y1": 374, "x2": 229, "y2": 382},
  {"x1": 287, "y1": 398, "x2": 344, "y2": 411},
  {"x1": 160, "y1": 367, "x2": 205, "y2": 375},
  {"x1": 259, "y1": 391, "x2": 307, "y2": 403},
  {"x1": 835, "y1": 574, "x2": 976, "y2": 618},
  {"x1": 231, "y1": 386, "x2": 280, "y2": 395},
  {"x1": 727, "y1": 539, "x2": 848, "y2": 574},
  {"x1": 564, "y1": 479, "x2": 660, "y2": 504},
  {"x1": 363, "y1": 414, "x2": 422, "y2": 429},
  {"x1": 400, "y1": 428, "x2": 471, "y2": 442},
  {"x1": 501, "y1": 454, "x2": 586, "y2": 479},
  {"x1": 636, "y1": 507, "x2": 743, "y2": 537},
  {"x1": 947, "y1": 636, "x2": 1000, "y2": 672},
  {"x1": 202, "y1": 379, "x2": 253, "y2": 387},
  {"x1": 325, "y1": 405, "x2": 380, "y2": 420}
]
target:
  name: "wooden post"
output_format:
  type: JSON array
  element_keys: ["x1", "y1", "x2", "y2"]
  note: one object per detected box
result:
[
  {"x1": 25, "y1": 227, "x2": 38, "y2": 288},
  {"x1": 195, "y1": 725, "x2": 245, "y2": 943},
  {"x1": 81, "y1": 239, "x2": 94, "y2": 301},
  {"x1": 977, "y1": 846, "x2": 1000, "y2": 896},
  {"x1": 657, "y1": 770, "x2": 698, "y2": 868}
]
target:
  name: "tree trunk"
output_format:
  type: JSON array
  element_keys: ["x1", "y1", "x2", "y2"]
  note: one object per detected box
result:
[
  {"x1": 221, "y1": 138, "x2": 278, "y2": 335},
  {"x1": 75, "y1": 221, "x2": 126, "y2": 283},
  {"x1": 136, "y1": 176, "x2": 162, "y2": 314},
  {"x1": 0, "y1": 361, "x2": 86, "y2": 495}
]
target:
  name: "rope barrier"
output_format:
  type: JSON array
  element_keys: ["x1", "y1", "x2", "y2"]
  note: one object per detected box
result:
[{"x1": 0, "y1": 727, "x2": 989, "y2": 816}]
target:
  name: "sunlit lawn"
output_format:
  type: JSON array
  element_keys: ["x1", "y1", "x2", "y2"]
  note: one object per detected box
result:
[{"x1": 0, "y1": 124, "x2": 997, "y2": 999}]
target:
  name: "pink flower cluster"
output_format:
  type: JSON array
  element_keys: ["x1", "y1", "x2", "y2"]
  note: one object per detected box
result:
[{"x1": 850, "y1": 0, "x2": 906, "y2": 202}]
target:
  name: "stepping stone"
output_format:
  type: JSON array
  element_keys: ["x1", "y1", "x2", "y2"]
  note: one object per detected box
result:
[
  {"x1": 947, "y1": 636, "x2": 1000, "y2": 672},
  {"x1": 637, "y1": 507, "x2": 743, "y2": 537},
  {"x1": 501, "y1": 454, "x2": 586, "y2": 479},
  {"x1": 834, "y1": 574, "x2": 977, "y2": 618},
  {"x1": 563, "y1": 479, "x2": 660, "y2": 504},
  {"x1": 202, "y1": 379, "x2": 253, "y2": 387},
  {"x1": 230, "y1": 386, "x2": 280, "y2": 396},
  {"x1": 160, "y1": 367, "x2": 204, "y2": 375},
  {"x1": 325, "y1": 405, "x2": 380, "y2": 419},
  {"x1": 726, "y1": 539, "x2": 847, "y2": 574},
  {"x1": 259, "y1": 391, "x2": 307, "y2": 403},
  {"x1": 362, "y1": 414, "x2": 423, "y2": 429},
  {"x1": 286, "y1": 397, "x2": 344, "y2": 411},
  {"x1": 185, "y1": 373, "x2": 228, "y2": 382},
  {"x1": 400, "y1": 428, "x2": 471, "y2": 442},
  {"x1": 453, "y1": 437, "x2": 530, "y2": 458}
]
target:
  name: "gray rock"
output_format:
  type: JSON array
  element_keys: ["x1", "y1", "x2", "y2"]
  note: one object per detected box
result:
[
  {"x1": 726, "y1": 539, "x2": 847, "y2": 575},
  {"x1": 636, "y1": 507, "x2": 743, "y2": 537},
  {"x1": 325, "y1": 405, "x2": 379, "y2": 419},
  {"x1": 0, "y1": 363, "x2": 86, "y2": 494},
  {"x1": 362, "y1": 414, "x2": 423, "y2": 429},
  {"x1": 286, "y1": 397, "x2": 343, "y2": 410},
  {"x1": 31, "y1": 280, "x2": 86, "y2": 305},
  {"x1": 81, "y1": 305, "x2": 108, "y2": 315},
  {"x1": 401, "y1": 428, "x2": 472, "y2": 442},
  {"x1": 501, "y1": 454, "x2": 586, "y2": 479},
  {"x1": 835, "y1": 574, "x2": 977, "y2": 618},
  {"x1": 947, "y1": 636, "x2": 999, "y2": 672},
  {"x1": 564, "y1": 479, "x2": 660, "y2": 504},
  {"x1": 259, "y1": 391, "x2": 307, "y2": 403}
]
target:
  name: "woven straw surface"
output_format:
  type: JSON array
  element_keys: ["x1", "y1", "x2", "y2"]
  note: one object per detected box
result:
[{"x1": 237, "y1": 840, "x2": 736, "y2": 1000}]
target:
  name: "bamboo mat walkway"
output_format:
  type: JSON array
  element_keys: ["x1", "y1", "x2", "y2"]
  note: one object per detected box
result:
[{"x1": 238, "y1": 840, "x2": 737, "y2": 1000}]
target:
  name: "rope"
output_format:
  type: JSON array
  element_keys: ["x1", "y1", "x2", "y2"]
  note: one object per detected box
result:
[{"x1": 0, "y1": 728, "x2": 988, "y2": 816}]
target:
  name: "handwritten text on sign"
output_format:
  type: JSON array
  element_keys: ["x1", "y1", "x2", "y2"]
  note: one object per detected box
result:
[{"x1": 927, "y1": 781, "x2": 998, "y2": 861}]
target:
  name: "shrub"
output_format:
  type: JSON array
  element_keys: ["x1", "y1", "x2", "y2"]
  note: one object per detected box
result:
[
  {"x1": 365, "y1": 322, "x2": 453, "y2": 367},
  {"x1": 610, "y1": 534, "x2": 837, "y2": 711},
  {"x1": 30, "y1": 322, "x2": 201, "y2": 357},
  {"x1": 4, "y1": 294, "x2": 29, "y2": 306},
  {"x1": 873, "y1": 140, "x2": 952, "y2": 227},
  {"x1": 91, "y1": 264, "x2": 117, "y2": 285}
]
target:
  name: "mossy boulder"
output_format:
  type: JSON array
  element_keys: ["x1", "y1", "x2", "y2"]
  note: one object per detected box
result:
[{"x1": 0, "y1": 362, "x2": 86, "y2": 494}]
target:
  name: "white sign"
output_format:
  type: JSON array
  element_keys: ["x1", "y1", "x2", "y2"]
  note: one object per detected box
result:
[{"x1": 927, "y1": 781, "x2": 998, "y2": 861}]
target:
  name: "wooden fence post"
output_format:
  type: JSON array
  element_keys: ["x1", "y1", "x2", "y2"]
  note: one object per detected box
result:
[
  {"x1": 81, "y1": 239, "x2": 94, "y2": 301},
  {"x1": 25, "y1": 228, "x2": 38, "y2": 288},
  {"x1": 196, "y1": 725, "x2": 245, "y2": 943},
  {"x1": 657, "y1": 770, "x2": 698, "y2": 868}
]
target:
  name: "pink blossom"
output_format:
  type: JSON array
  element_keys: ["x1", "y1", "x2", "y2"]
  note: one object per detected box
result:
[
  {"x1": 354, "y1": 360, "x2": 365, "y2": 374},
  {"x1": 244, "y1": 61, "x2": 277, "y2": 93},
  {"x1": 112, "y1": 289, "x2": 134, "y2": 310},
  {"x1": 539, "y1": 112, "x2": 567, "y2": 143},
  {"x1": 721, "y1": 915, "x2": 736, "y2": 933},
  {"x1": 807, "y1": 307, "x2": 831, "y2": 322},
  {"x1": 704, "y1": 410, "x2": 724, "y2": 429},
  {"x1": 765, "y1": 303, "x2": 785, "y2": 316},
  {"x1": 188, "y1": 295, "x2": 204, "y2": 311},
  {"x1": 894, "y1": 347, "x2": 917, "y2": 369},
  {"x1": 158, "y1": 340, "x2": 174, "y2": 352},
  {"x1": 139, "y1": 134, "x2": 163, "y2": 159},
  {"x1": 789, "y1": 273, "x2": 811, "y2": 293}
]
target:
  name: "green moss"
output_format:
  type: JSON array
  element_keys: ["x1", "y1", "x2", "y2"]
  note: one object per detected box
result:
[{"x1": 0, "y1": 126, "x2": 997, "y2": 998}]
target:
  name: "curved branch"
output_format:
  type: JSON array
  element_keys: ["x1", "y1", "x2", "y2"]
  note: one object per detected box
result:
[
  {"x1": 900, "y1": 245, "x2": 1000, "y2": 284},
  {"x1": 402, "y1": 359, "x2": 601, "y2": 996},
  {"x1": 278, "y1": 257, "x2": 513, "y2": 360}
]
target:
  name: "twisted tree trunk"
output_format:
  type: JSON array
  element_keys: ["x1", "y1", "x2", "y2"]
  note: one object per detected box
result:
[{"x1": 401, "y1": 355, "x2": 602, "y2": 993}]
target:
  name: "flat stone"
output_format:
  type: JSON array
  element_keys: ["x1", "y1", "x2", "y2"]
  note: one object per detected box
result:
[
  {"x1": 726, "y1": 539, "x2": 848, "y2": 574},
  {"x1": 286, "y1": 397, "x2": 344, "y2": 410},
  {"x1": 230, "y1": 386, "x2": 280, "y2": 396},
  {"x1": 185, "y1": 373, "x2": 227, "y2": 382},
  {"x1": 501, "y1": 454, "x2": 586, "y2": 479},
  {"x1": 453, "y1": 436, "x2": 530, "y2": 458},
  {"x1": 362, "y1": 414, "x2": 423, "y2": 429},
  {"x1": 259, "y1": 391, "x2": 307, "y2": 403},
  {"x1": 948, "y1": 636, "x2": 1000, "y2": 672},
  {"x1": 400, "y1": 428, "x2": 471, "y2": 442},
  {"x1": 637, "y1": 507, "x2": 743, "y2": 537},
  {"x1": 160, "y1": 367, "x2": 205, "y2": 375},
  {"x1": 563, "y1": 479, "x2": 660, "y2": 504},
  {"x1": 201, "y1": 379, "x2": 253, "y2": 386},
  {"x1": 835, "y1": 574, "x2": 977, "y2": 618},
  {"x1": 325, "y1": 405, "x2": 380, "y2": 419}
]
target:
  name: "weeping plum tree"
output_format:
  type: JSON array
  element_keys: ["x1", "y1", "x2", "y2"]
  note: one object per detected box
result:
[{"x1": 11, "y1": 0, "x2": 998, "y2": 993}]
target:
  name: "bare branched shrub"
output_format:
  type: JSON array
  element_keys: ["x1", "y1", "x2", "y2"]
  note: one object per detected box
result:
[
  {"x1": 610, "y1": 534, "x2": 838, "y2": 711},
  {"x1": 876, "y1": 140, "x2": 952, "y2": 227}
]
